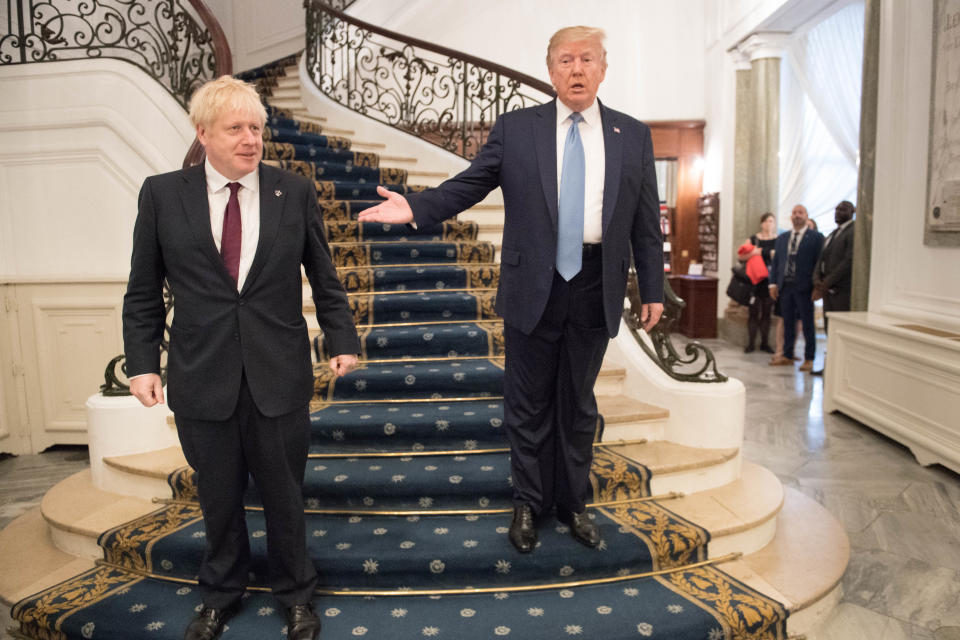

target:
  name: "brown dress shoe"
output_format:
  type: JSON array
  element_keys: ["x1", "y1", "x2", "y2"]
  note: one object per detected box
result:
[
  {"x1": 558, "y1": 509, "x2": 601, "y2": 548},
  {"x1": 799, "y1": 360, "x2": 814, "y2": 372},
  {"x1": 286, "y1": 604, "x2": 322, "y2": 640},
  {"x1": 508, "y1": 504, "x2": 537, "y2": 553},
  {"x1": 768, "y1": 355, "x2": 793, "y2": 366},
  {"x1": 183, "y1": 601, "x2": 240, "y2": 640}
]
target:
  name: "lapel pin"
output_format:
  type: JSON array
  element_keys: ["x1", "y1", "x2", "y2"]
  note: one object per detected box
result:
[
  {"x1": 274, "y1": 190, "x2": 282, "y2": 197},
  {"x1": 613, "y1": 127, "x2": 621, "y2": 134}
]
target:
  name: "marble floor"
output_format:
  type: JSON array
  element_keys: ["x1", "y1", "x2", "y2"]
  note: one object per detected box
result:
[{"x1": 1, "y1": 337, "x2": 958, "y2": 639}]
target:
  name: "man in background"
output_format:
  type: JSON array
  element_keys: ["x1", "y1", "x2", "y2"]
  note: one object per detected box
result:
[
  {"x1": 769, "y1": 204, "x2": 824, "y2": 372},
  {"x1": 811, "y1": 200, "x2": 856, "y2": 375}
]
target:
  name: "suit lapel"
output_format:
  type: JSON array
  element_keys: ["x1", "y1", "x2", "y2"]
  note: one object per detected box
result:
[
  {"x1": 533, "y1": 100, "x2": 559, "y2": 231},
  {"x1": 599, "y1": 100, "x2": 622, "y2": 237},
  {"x1": 179, "y1": 164, "x2": 237, "y2": 289},
  {"x1": 241, "y1": 163, "x2": 285, "y2": 295}
]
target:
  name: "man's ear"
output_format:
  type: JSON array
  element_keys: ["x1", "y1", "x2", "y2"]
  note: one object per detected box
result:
[{"x1": 196, "y1": 123, "x2": 207, "y2": 146}]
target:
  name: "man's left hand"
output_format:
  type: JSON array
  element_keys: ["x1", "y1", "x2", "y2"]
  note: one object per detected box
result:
[
  {"x1": 330, "y1": 354, "x2": 358, "y2": 377},
  {"x1": 641, "y1": 303, "x2": 664, "y2": 332}
]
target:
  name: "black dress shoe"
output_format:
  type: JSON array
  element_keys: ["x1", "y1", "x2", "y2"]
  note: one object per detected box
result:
[
  {"x1": 744, "y1": 344, "x2": 755, "y2": 353},
  {"x1": 811, "y1": 368, "x2": 824, "y2": 376},
  {"x1": 760, "y1": 344, "x2": 775, "y2": 354},
  {"x1": 558, "y1": 509, "x2": 601, "y2": 548},
  {"x1": 508, "y1": 504, "x2": 537, "y2": 553},
  {"x1": 286, "y1": 604, "x2": 322, "y2": 640},
  {"x1": 183, "y1": 601, "x2": 240, "y2": 640}
]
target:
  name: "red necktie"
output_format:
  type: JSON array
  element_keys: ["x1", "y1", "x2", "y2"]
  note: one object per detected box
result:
[{"x1": 221, "y1": 182, "x2": 242, "y2": 284}]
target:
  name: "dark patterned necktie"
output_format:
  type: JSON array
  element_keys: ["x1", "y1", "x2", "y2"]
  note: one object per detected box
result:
[
  {"x1": 222, "y1": 182, "x2": 242, "y2": 284},
  {"x1": 784, "y1": 230, "x2": 800, "y2": 281}
]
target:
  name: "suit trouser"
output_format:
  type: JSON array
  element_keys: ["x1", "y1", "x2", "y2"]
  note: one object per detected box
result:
[
  {"x1": 176, "y1": 375, "x2": 317, "y2": 609},
  {"x1": 502, "y1": 251, "x2": 608, "y2": 517},
  {"x1": 780, "y1": 283, "x2": 816, "y2": 361}
]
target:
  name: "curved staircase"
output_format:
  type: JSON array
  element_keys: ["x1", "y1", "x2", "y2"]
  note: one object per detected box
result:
[{"x1": 0, "y1": 56, "x2": 848, "y2": 640}]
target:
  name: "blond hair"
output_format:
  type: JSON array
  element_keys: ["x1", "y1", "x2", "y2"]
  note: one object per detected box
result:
[
  {"x1": 546, "y1": 26, "x2": 607, "y2": 68},
  {"x1": 188, "y1": 75, "x2": 267, "y2": 128}
]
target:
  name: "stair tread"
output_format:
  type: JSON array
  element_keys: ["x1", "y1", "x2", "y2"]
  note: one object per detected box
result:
[
  {"x1": 596, "y1": 395, "x2": 666, "y2": 424},
  {"x1": 103, "y1": 445, "x2": 186, "y2": 478},
  {"x1": 41, "y1": 470, "x2": 158, "y2": 539}
]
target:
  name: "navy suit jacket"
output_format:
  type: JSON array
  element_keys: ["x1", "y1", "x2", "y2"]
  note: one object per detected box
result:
[
  {"x1": 122, "y1": 163, "x2": 359, "y2": 421},
  {"x1": 408, "y1": 99, "x2": 663, "y2": 337},
  {"x1": 769, "y1": 228, "x2": 825, "y2": 293}
]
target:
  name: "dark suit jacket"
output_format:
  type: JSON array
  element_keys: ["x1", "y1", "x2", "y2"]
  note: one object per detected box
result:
[
  {"x1": 407, "y1": 99, "x2": 663, "y2": 337},
  {"x1": 813, "y1": 220, "x2": 855, "y2": 308},
  {"x1": 769, "y1": 228, "x2": 825, "y2": 293},
  {"x1": 122, "y1": 163, "x2": 359, "y2": 421}
]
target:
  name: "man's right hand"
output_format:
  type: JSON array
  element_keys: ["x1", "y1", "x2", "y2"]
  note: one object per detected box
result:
[
  {"x1": 357, "y1": 186, "x2": 414, "y2": 224},
  {"x1": 769, "y1": 284, "x2": 778, "y2": 301},
  {"x1": 130, "y1": 373, "x2": 165, "y2": 407}
]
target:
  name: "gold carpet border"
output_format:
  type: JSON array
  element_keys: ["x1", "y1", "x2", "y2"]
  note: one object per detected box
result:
[
  {"x1": 353, "y1": 319, "x2": 503, "y2": 329},
  {"x1": 99, "y1": 503, "x2": 203, "y2": 574},
  {"x1": 93, "y1": 553, "x2": 742, "y2": 598},
  {"x1": 301, "y1": 436, "x2": 648, "y2": 459},
  {"x1": 345, "y1": 287, "x2": 497, "y2": 296},
  {"x1": 656, "y1": 565, "x2": 789, "y2": 640},
  {"x1": 11, "y1": 565, "x2": 143, "y2": 639},
  {"x1": 336, "y1": 262, "x2": 498, "y2": 270},
  {"x1": 154, "y1": 492, "x2": 682, "y2": 517}
]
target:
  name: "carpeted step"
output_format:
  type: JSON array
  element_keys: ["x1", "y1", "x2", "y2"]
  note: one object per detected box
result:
[
  {"x1": 316, "y1": 180, "x2": 427, "y2": 200},
  {"x1": 263, "y1": 126, "x2": 352, "y2": 151},
  {"x1": 334, "y1": 264, "x2": 499, "y2": 293},
  {"x1": 324, "y1": 220, "x2": 478, "y2": 243},
  {"x1": 316, "y1": 290, "x2": 498, "y2": 325},
  {"x1": 316, "y1": 321, "x2": 503, "y2": 361},
  {"x1": 313, "y1": 358, "x2": 504, "y2": 403},
  {"x1": 329, "y1": 241, "x2": 495, "y2": 268},
  {"x1": 13, "y1": 561, "x2": 787, "y2": 640},
  {"x1": 275, "y1": 158, "x2": 407, "y2": 185},
  {"x1": 99, "y1": 500, "x2": 708, "y2": 590},
  {"x1": 309, "y1": 399, "x2": 506, "y2": 451}
]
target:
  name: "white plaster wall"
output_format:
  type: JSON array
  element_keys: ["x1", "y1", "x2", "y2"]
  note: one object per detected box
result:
[
  {"x1": 205, "y1": 0, "x2": 306, "y2": 74},
  {"x1": 349, "y1": 0, "x2": 706, "y2": 121},
  {"x1": 0, "y1": 59, "x2": 194, "y2": 279},
  {"x1": 869, "y1": 0, "x2": 960, "y2": 330}
]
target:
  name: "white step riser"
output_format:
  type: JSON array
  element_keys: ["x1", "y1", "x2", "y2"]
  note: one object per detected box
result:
[
  {"x1": 595, "y1": 374, "x2": 623, "y2": 397},
  {"x1": 49, "y1": 526, "x2": 102, "y2": 562},
  {"x1": 708, "y1": 514, "x2": 779, "y2": 558},
  {"x1": 602, "y1": 420, "x2": 665, "y2": 443},
  {"x1": 271, "y1": 88, "x2": 301, "y2": 100},
  {"x1": 647, "y1": 451, "x2": 740, "y2": 496},
  {"x1": 787, "y1": 583, "x2": 842, "y2": 637}
]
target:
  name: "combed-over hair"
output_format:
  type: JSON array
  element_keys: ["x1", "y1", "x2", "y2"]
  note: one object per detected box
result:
[
  {"x1": 188, "y1": 75, "x2": 267, "y2": 128},
  {"x1": 546, "y1": 26, "x2": 607, "y2": 68}
]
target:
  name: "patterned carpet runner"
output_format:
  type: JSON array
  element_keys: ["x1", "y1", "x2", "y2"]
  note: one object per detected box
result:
[{"x1": 10, "y1": 56, "x2": 788, "y2": 640}]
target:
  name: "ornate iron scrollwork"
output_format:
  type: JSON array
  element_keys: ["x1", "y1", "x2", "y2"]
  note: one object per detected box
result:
[
  {"x1": 0, "y1": 0, "x2": 219, "y2": 107},
  {"x1": 623, "y1": 272, "x2": 728, "y2": 383},
  {"x1": 304, "y1": 0, "x2": 553, "y2": 160},
  {"x1": 101, "y1": 281, "x2": 173, "y2": 396}
]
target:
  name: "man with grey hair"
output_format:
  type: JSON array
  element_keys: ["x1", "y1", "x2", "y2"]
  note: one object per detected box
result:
[
  {"x1": 123, "y1": 76, "x2": 359, "y2": 640},
  {"x1": 359, "y1": 27, "x2": 663, "y2": 553}
]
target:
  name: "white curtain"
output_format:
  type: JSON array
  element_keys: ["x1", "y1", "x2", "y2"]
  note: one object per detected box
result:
[{"x1": 778, "y1": 1, "x2": 864, "y2": 234}]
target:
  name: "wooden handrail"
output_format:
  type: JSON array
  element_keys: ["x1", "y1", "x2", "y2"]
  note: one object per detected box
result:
[{"x1": 181, "y1": 0, "x2": 233, "y2": 168}]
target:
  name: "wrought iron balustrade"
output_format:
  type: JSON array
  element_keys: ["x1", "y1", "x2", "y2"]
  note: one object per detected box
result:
[
  {"x1": 0, "y1": 0, "x2": 229, "y2": 108},
  {"x1": 304, "y1": 0, "x2": 554, "y2": 159},
  {"x1": 623, "y1": 273, "x2": 727, "y2": 383}
]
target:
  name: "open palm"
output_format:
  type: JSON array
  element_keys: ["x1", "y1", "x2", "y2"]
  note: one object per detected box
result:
[{"x1": 357, "y1": 185, "x2": 414, "y2": 224}]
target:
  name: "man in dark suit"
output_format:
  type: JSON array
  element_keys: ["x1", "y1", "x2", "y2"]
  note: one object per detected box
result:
[
  {"x1": 123, "y1": 76, "x2": 359, "y2": 640},
  {"x1": 357, "y1": 27, "x2": 663, "y2": 554},
  {"x1": 769, "y1": 204, "x2": 824, "y2": 372},
  {"x1": 810, "y1": 200, "x2": 855, "y2": 375}
]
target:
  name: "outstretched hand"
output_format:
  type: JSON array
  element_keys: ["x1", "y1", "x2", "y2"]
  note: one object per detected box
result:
[{"x1": 357, "y1": 186, "x2": 414, "y2": 224}]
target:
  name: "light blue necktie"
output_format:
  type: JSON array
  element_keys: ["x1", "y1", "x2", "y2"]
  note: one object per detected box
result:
[{"x1": 557, "y1": 112, "x2": 585, "y2": 281}]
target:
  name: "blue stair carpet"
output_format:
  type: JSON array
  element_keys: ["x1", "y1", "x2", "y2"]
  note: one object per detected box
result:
[{"x1": 10, "y1": 55, "x2": 789, "y2": 639}]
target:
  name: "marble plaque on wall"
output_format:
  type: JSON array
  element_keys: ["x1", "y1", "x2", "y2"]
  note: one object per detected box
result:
[{"x1": 927, "y1": 0, "x2": 960, "y2": 246}]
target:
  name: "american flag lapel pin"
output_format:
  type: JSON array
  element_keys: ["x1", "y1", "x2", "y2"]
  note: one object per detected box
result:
[
  {"x1": 613, "y1": 126, "x2": 621, "y2": 134},
  {"x1": 274, "y1": 190, "x2": 282, "y2": 197}
]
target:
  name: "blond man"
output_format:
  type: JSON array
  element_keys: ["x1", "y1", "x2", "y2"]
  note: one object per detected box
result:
[
  {"x1": 359, "y1": 27, "x2": 663, "y2": 553},
  {"x1": 123, "y1": 76, "x2": 358, "y2": 640}
]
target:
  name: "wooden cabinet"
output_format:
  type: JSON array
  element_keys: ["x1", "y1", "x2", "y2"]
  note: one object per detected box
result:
[{"x1": 667, "y1": 275, "x2": 718, "y2": 339}]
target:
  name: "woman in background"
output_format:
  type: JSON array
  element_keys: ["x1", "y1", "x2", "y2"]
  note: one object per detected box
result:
[{"x1": 740, "y1": 212, "x2": 777, "y2": 353}]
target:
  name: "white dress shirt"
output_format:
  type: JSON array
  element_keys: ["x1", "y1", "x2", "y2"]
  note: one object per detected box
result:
[
  {"x1": 556, "y1": 99, "x2": 605, "y2": 244},
  {"x1": 205, "y1": 159, "x2": 260, "y2": 292}
]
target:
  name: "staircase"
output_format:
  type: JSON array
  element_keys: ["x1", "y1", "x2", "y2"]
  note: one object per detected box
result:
[{"x1": 0, "y1": 56, "x2": 848, "y2": 640}]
